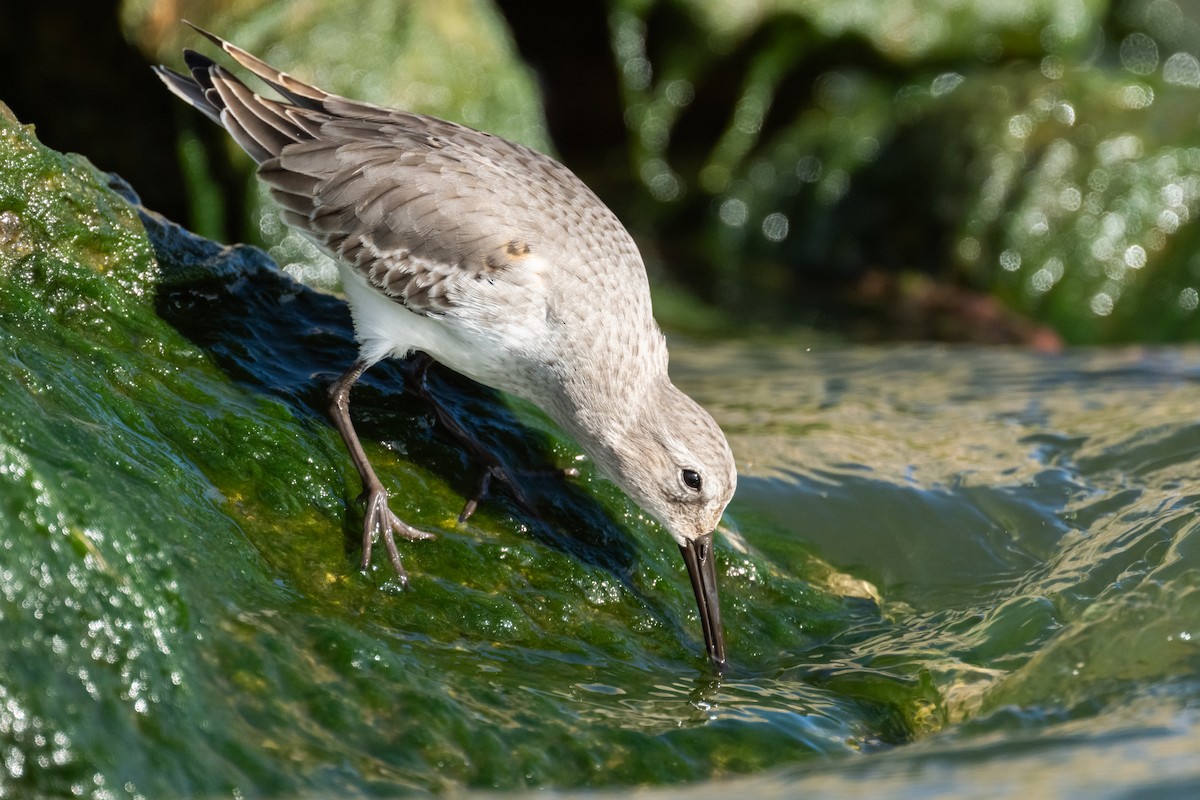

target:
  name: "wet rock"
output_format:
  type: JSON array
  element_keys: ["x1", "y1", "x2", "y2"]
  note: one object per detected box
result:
[{"x1": 3, "y1": 100, "x2": 910, "y2": 796}]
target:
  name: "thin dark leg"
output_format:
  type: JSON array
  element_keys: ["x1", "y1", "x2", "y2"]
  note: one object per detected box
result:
[
  {"x1": 329, "y1": 358, "x2": 434, "y2": 586},
  {"x1": 407, "y1": 354, "x2": 578, "y2": 523}
]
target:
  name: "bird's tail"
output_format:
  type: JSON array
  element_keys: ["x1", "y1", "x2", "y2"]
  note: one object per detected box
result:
[{"x1": 153, "y1": 21, "x2": 328, "y2": 163}]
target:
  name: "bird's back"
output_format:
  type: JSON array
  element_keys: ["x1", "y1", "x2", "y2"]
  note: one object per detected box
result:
[{"x1": 156, "y1": 28, "x2": 665, "y2": 406}]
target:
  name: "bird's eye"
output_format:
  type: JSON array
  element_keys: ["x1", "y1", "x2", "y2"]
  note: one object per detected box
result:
[{"x1": 681, "y1": 468, "x2": 703, "y2": 491}]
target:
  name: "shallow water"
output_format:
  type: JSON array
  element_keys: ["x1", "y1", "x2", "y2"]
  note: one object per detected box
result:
[
  {"x1": 3, "y1": 156, "x2": 1199, "y2": 794},
  {"x1": 663, "y1": 341, "x2": 1200, "y2": 798}
]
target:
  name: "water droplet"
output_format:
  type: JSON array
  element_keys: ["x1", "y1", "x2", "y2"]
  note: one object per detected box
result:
[
  {"x1": 1026, "y1": 210, "x2": 1049, "y2": 236},
  {"x1": 1030, "y1": 257, "x2": 1064, "y2": 293},
  {"x1": 1060, "y1": 186, "x2": 1082, "y2": 211},
  {"x1": 624, "y1": 56, "x2": 652, "y2": 91},
  {"x1": 665, "y1": 79, "x2": 694, "y2": 107},
  {"x1": 1008, "y1": 114, "x2": 1034, "y2": 139},
  {"x1": 1163, "y1": 182, "x2": 1185, "y2": 207},
  {"x1": 640, "y1": 159, "x2": 682, "y2": 202},
  {"x1": 817, "y1": 169, "x2": 850, "y2": 205},
  {"x1": 1163, "y1": 52, "x2": 1200, "y2": 87},
  {"x1": 1158, "y1": 208, "x2": 1181, "y2": 233},
  {"x1": 796, "y1": 155, "x2": 823, "y2": 183},
  {"x1": 930, "y1": 72, "x2": 964, "y2": 97},
  {"x1": 1090, "y1": 292, "x2": 1115, "y2": 316},
  {"x1": 733, "y1": 96, "x2": 764, "y2": 134},
  {"x1": 718, "y1": 198, "x2": 748, "y2": 228},
  {"x1": 856, "y1": 137, "x2": 880, "y2": 162},
  {"x1": 1041, "y1": 55, "x2": 1065, "y2": 80},
  {"x1": 1120, "y1": 84, "x2": 1155, "y2": 109},
  {"x1": 1120, "y1": 33, "x2": 1159, "y2": 75},
  {"x1": 761, "y1": 213, "x2": 790, "y2": 242}
]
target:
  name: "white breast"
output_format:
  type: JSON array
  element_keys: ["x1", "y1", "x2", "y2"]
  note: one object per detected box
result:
[{"x1": 337, "y1": 263, "x2": 548, "y2": 397}]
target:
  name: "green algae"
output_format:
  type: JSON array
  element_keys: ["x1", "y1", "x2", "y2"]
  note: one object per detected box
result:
[{"x1": 0, "y1": 104, "x2": 921, "y2": 796}]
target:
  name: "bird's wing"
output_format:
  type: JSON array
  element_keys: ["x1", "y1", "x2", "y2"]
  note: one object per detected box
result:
[{"x1": 155, "y1": 24, "x2": 641, "y2": 317}]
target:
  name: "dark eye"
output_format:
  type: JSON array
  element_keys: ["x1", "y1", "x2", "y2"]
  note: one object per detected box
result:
[{"x1": 681, "y1": 469, "x2": 703, "y2": 491}]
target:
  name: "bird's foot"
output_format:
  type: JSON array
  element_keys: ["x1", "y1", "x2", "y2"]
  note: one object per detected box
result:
[
  {"x1": 405, "y1": 353, "x2": 578, "y2": 525},
  {"x1": 458, "y1": 464, "x2": 580, "y2": 523},
  {"x1": 359, "y1": 482, "x2": 436, "y2": 587}
]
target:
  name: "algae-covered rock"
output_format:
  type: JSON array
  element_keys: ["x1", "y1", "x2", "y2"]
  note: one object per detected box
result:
[
  {"x1": 0, "y1": 101, "x2": 276, "y2": 795},
  {"x1": 0, "y1": 103, "x2": 925, "y2": 795}
]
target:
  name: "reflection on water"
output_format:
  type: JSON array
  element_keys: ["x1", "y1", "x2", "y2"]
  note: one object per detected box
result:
[
  {"x1": 660, "y1": 340, "x2": 1200, "y2": 798},
  {"x1": 551, "y1": 674, "x2": 889, "y2": 755}
]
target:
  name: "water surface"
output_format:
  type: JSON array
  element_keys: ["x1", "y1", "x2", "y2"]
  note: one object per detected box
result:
[
  {"x1": 3, "y1": 158, "x2": 1198, "y2": 793},
  {"x1": 665, "y1": 341, "x2": 1200, "y2": 798}
]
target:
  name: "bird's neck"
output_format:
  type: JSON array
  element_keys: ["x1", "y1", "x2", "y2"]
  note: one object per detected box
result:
[{"x1": 552, "y1": 373, "x2": 670, "y2": 484}]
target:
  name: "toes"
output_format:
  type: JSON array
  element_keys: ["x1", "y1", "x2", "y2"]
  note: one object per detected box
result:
[
  {"x1": 357, "y1": 490, "x2": 433, "y2": 582},
  {"x1": 458, "y1": 470, "x2": 493, "y2": 523},
  {"x1": 389, "y1": 513, "x2": 436, "y2": 541}
]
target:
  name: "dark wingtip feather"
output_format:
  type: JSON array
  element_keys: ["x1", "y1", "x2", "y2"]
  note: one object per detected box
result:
[
  {"x1": 153, "y1": 64, "x2": 223, "y2": 125},
  {"x1": 159, "y1": 22, "x2": 328, "y2": 163},
  {"x1": 182, "y1": 48, "x2": 215, "y2": 70},
  {"x1": 182, "y1": 49, "x2": 218, "y2": 91}
]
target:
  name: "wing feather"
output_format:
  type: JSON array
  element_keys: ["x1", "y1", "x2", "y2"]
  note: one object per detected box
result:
[{"x1": 156, "y1": 25, "x2": 646, "y2": 319}]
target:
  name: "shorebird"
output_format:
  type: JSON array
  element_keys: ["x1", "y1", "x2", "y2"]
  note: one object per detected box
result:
[{"x1": 155, "y1": 24, "x2": 737, "y2": 667}]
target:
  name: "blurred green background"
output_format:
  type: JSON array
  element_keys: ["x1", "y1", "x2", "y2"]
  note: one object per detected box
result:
[
  {"x1": 5, "y1": 2, "x2": 1200, "y2": 798},
  {"x1": 9, "y1": 0, "x2": 1200, "y2": 345}
]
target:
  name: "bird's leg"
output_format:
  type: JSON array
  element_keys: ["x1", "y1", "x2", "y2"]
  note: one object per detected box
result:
[
  {"x1": 329, "y1": 358, "x2": 435, "y2": 585},
  {"x1": 405, "y1": 353, "x2": 578, "y2": 523}
]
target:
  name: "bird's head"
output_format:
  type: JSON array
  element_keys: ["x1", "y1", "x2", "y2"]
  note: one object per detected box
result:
[{"x1": 594, "y1": 379, "x2": 737, "y2": 668}]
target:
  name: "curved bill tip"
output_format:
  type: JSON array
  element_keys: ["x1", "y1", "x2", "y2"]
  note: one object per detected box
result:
[{"x1": 679, "y1": 532, "x2": 727, "y2": 670}]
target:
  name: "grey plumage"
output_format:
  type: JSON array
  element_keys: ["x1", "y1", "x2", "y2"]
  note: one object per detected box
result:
[{"x1": 156, "y1": 23, "x2": 737, "y2": 667}]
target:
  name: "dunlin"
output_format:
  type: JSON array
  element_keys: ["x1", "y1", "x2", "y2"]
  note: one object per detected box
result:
[{"x1": 155, "y1": 24, "x2": 737, "y2": 666}]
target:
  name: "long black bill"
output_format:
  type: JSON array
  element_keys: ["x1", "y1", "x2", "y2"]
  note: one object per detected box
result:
[{"x1": 679, "y1": 532, "x2": 726, "y2": 670}]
